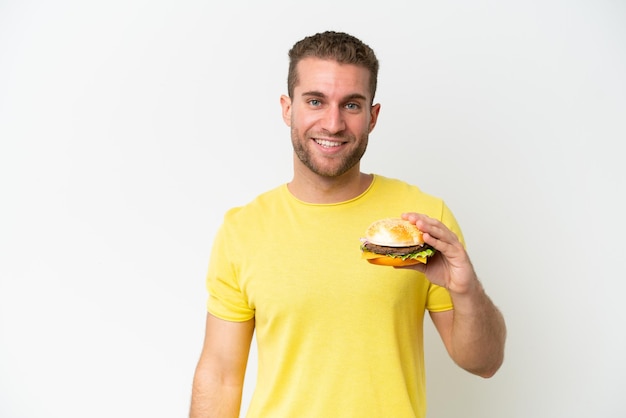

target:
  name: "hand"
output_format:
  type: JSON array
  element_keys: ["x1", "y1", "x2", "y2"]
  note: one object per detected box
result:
[{"x1": 398, "y1": 212, "x2": 478, "y2": 295}]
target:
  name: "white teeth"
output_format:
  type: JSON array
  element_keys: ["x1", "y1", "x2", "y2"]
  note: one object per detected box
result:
[{"x1": 315, "y1": 139, "x2": 342, "y2": 148}]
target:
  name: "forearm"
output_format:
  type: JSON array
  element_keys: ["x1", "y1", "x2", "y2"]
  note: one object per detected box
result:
[
  {"x1": 190, "y1": 314, "x2": 254, "y2": 418},
  {"x1": 448, "y1": 280, "x2": 506, "y2": 378},
  {"x1": 190, "y1": 368, "x2": 244, "y2": 418}
]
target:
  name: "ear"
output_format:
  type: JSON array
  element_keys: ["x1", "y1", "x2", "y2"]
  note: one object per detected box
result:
[
  {"x1": 280, "y1": 95, "x2": 292, "y2": 126},
  {"x1": 368, "y1": 103, "x2": 381, "y2": 133}
]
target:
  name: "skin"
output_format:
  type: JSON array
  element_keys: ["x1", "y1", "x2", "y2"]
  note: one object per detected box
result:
[
  {"x1": 400, "y1": 212, "x2": 506, "y2": 377},
  {"x1": 189, "y1": 57, "x2": 506, "y2": 418},
  {"x1": 280, "y1": 57, "x2": 380, "y2": 204},
  {"x1": 190, "y1": 314, "x2": 254, "y2": 418}
]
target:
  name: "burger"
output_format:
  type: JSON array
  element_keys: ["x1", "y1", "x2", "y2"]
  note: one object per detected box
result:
[{"x1": 360, "y1": 218, "x2": 436, "y2": 266}]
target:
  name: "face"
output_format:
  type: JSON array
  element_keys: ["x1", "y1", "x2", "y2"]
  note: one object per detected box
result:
[{"x1": 281, "y1": 58, "x2": 380, "y2": 179}]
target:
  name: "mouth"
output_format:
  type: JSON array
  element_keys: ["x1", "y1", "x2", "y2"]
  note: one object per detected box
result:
[{"x1": 313, "y1": 138, "x2": 345, "y2": 148}]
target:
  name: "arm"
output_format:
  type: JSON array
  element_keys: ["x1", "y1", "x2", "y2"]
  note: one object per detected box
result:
[
  {"x1": 400, "y1": 212, "x2": 506, "y2": 378},
  {"x1": 190, "y1": 313, "x2": 255, "y2": 418},
  {"x1": 430, "y1": 285, "x2": 506, "y2": 378}
]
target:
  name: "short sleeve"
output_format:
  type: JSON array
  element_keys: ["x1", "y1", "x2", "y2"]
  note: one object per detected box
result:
[
  {"x1": 205, "y1": 219, "x2": 255, "y2": 322},
  {"x1": 425, "y1": 283, "x2": 453, "y2": 312}
]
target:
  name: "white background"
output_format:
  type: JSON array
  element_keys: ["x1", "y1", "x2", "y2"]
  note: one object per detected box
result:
[{"x1": 1, "y1": 1, "x2": 625, "y2": 417}]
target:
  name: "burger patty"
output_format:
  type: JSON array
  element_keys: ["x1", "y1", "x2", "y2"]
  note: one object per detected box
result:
[{"x1": 363, "y1": 242, "x2": 434, "y2": 256}]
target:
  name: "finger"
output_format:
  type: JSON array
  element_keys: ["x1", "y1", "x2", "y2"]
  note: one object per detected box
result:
[
  {"x1": 401, "y1": 212, "x2": 460, "y2": 250},
  {"x1": 416, "y1": 220, "x2": 447, "y2": 243},
  {"x1": 401, "y1": 212, "x2": 429, "y2": 224},
  {"x1": 422, "y1": 232, "x2": 452, "y2": 254}
]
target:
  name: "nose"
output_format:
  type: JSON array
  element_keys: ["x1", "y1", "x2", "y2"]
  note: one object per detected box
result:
[{"x1": 321, "y1": 105, "x2": 346, "y2": 134}]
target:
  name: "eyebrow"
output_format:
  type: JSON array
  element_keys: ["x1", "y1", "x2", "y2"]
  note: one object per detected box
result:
[{"x1": 301, "y1": 91, "x2": 368, "y2": 102}]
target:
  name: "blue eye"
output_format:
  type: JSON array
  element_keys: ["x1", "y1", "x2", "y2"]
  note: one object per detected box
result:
[{"x1": 309, "y1": 99, "x2": 321, "y2": 106}]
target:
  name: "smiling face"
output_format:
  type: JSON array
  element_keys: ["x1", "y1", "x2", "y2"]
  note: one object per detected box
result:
[{"x1": 281, "y1": 57, "x2": 380, "y2": 179}]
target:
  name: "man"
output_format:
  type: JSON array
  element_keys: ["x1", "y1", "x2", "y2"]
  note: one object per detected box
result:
[{"x1": 190, "y1": 31, "x2": 506, "y2": 418}]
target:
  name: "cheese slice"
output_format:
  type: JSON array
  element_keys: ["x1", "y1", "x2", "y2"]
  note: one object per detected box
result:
[{"x1": 361, "y1": 250, "x2": 381, "y2": 259}]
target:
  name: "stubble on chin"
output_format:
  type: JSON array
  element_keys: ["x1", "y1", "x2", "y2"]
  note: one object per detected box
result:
[{"x1": 290, "y1": 127, "x2": 368, "y2": 178}]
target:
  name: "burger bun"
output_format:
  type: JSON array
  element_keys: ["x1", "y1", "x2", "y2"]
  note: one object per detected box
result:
[
  {"x1": 365, "y1": 256, "x2": 425, "y2": 266},
  {"x1": 365, "y1": 218, "x2": 424, "y2": 247}
]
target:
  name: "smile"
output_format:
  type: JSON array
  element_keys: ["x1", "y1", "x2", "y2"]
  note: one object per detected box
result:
[{"x1": 314, "y1": 139, "x2": 344, "y2": 148}]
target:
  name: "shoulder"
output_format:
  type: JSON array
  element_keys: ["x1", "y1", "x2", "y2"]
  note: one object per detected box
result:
[
  {"x1": 371, "y1": 174, "x2": 462, "y2": 238},
  {"x1": 223, "y1": 184, "x2": 286, "y2": 222},
  {"x1": 372, "y1": 174, "x2": 445, "y2": 208}
]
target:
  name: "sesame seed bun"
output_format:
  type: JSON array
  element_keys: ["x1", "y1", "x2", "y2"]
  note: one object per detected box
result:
[{"x1": 365, "y1": 218, "x2": 424, "y2": 247}]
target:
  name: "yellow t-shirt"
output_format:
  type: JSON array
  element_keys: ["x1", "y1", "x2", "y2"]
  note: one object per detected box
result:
[{"x1": 206, "y1": 175, "x2": 462, "y2": 418}]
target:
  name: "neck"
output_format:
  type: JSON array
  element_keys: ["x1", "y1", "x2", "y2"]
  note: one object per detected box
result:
[{"x1": 287, "y1": 163, "x2": 373, "y2": 204}]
